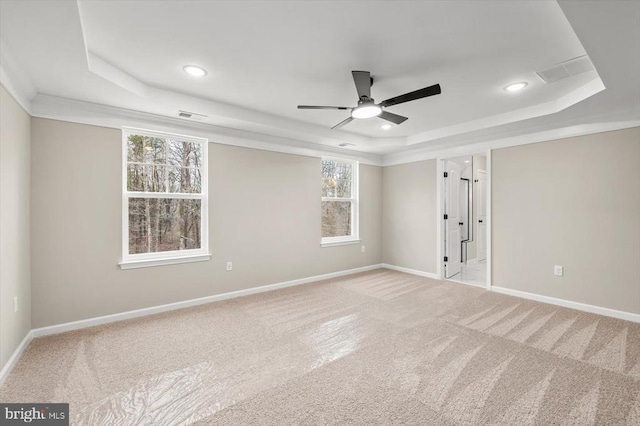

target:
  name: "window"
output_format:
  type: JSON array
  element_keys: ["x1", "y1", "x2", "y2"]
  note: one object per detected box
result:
[
  {"x1": 321, "y1": 157, "x2": 359, "y2": 246},
  {"x1": 121, "y1": 128, "x2": 209, "y2": 268}
]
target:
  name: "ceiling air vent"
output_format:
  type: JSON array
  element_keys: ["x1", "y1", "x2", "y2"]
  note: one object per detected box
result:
[
  {"x1": 178, "y1": 110, "x2": 207, "y2": 121},
  {"x1": 536, "y1": 55, "x2": 595, "y2": 84}
]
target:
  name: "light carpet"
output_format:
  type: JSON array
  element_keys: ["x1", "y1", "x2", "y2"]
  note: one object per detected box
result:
[{"x1": 1, "y1": 269, "x2": 639, "y2": 425}]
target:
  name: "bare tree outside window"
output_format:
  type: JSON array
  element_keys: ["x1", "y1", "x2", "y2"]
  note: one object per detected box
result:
[
  {"x1": 321, "y1": 158, "x2": 358, "y2": 242},
  {"x1": 124, "y1": 131, "x2": 207, "y2": 259}
]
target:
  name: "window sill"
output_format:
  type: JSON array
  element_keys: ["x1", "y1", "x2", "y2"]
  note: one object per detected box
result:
[
  {"x1": 321, "y1": 239, "x2": 361, "y2": 248},
  {"x1": 119, "y1": 253, "x2": 212, "y2": 270}
]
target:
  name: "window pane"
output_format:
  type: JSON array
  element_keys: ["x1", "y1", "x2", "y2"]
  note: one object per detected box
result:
[
  {"x1": 167, "y1": 167, "x2": 202, "y2": 193},
  {"x1": 321, "y1": 201, "x2": 352, "y2": 238},
  {"x1": 167, "y1": 138, "x2": 203, "y2": 169},
  {"x1": 322, "y1": 160, "x2": 352, "y2": 198},
  {"x1": 127, "y1": 134, "x2": 144, "y2": 163},
  {"x1": 128, "y1": 198, "x2": 202, "y2": 254},
  {"x1": 127, "y1": 165, "x2": 167, "y2": 192},
  {"x1": 127, "y1": 134, "x2": 166, "y2": 164}
]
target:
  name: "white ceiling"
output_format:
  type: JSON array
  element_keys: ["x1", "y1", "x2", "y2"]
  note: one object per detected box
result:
[{"x1": 1, "y1": 1, "x2": 638, "y2": 156}]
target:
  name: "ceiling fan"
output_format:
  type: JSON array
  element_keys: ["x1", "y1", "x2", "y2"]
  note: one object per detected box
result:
[{"x1": 298, "y1": 71, "x2": 441, "y2": 130}]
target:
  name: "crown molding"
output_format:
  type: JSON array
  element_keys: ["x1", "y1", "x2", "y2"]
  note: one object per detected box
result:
[
  {"x1": 30, "y1": 94, "x2": 384, "y2": 166},
  {"x1": 406, "y1": 76, "x2": 605, "y2": 146},
  {"x1": 382, "y1": 118, "x2": 640, "y2": 166},
  {"x1": 0, "y1": 38, "x2": 36, "y2": 114},
  {"x1": 27, "y1": 93, "x2": 640, "y2": 168}
]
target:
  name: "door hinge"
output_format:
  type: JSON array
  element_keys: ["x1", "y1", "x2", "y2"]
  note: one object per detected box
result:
[
  {"x1": 444, "y1": 214, "x2": 448, "y2": 220},
  {"x1": 444, "y1": 256, "x2": 448, "y2": 262},
  {"x1": 474, "y1": 179, "x2": 478, "y2": 182},
  {"x1": 444, "y1": 172, "x2": 448, "y2": 178}
]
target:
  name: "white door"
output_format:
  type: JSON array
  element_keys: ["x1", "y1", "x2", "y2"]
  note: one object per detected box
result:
[
  {"x1": 477, "y1": 170, "x2": 487, "y2": 261},
  {"x1": 444, "y1": 161, "x2": 461, "y2": 278}
]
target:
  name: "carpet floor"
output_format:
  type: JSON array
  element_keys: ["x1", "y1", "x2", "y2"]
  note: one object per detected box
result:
[{"x1": 1, "y1": 269, "x2": 639, "y2": 425}]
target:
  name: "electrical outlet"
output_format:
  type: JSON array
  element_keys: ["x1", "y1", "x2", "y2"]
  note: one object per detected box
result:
[
  {"x1": 554, "y1": 265, "x2": 563, "y2": 276},
  {"x1": 361, "y1": 245, "x2": 366, "y2": 253},
  {"x1": 226, "y1": 261, "x2": 233, "y2": 271},
  {"x1": 13, "y1": 296, "x2": 18, "y2": 312}
]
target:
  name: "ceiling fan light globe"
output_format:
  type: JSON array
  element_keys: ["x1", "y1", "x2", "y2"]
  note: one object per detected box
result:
[{"x1": 351, "y1": 105, "x2": 382, "y2": 119}]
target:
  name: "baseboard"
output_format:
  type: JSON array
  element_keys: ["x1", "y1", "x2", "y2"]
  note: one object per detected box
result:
[
  {"x1": 0, "y1": 331, "x2": 33, "y2": 387},
  {"x1": 31, "y1": 264, "x2": 384, "y2": 338},
  {"x1": 11, "y1": 265, "x2": 637, "y2": 387},
  {"x1": 465, "y1": 258, "x2": 478, "y2": 266},
  {"x1": 381, "y1": 264, "x2": 438, "y2": 279},
  {"x1": 492, "y1": 286, "x2": 640, "y2": 323}
]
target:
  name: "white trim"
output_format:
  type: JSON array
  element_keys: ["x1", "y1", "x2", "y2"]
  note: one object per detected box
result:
[
  {"x1": 321, "y1": 239, "x2": 361, "y2": 248},
  {"x1": 0, "y1": 67, "x2": 32, "y2": 115},
  {"x1": 491, "y1": 286, "x2": 640, "y2": 323},
  {"x1": 119, "y1": 253, "x2": 212, "y2": 270},
  {"x1": 5, "y1": 265, "x2": 638, "y2": 386},
  {"x1": 382, "y1": 263, "x2": 438, "y2": 279},
  {"x1": 320, "y1": 157, "x2": 360, "y2": 246},
  {"x1": 0, "y1": 38, "x2": 36, "y2": 114},
  {"x1": 383, "y1": 263, "x2": 639, "y2": 322},
  {"x1": 436, "y1": 159, "x2": 443, "y2": 279},
  {"x1": 26, "y1": 94, "x2": 639, "y2": 168},
  {"x1": 465, "y1": 258, "x2": 478, "y2": 266},
  {"x1": 405, "y1": 78, "x2": 605, "y2": 146},
  {"x1": 382, "y1": 120, "x2": 640, "y2": 166},
  {"x1": 0, "y1": 331, "x2": 33, "y2": 387},
  {"x1": 123, "y1": 126, "x2": 209, "y2": 144},
  {"x1": 121, "y1": 128, "x2": 209, "y2": 266},
  {"x1": 485, "y1": 151, "x2": 492, "y2": 290},
  {"x1": 30, "y1": 94, "x2": 383, "y2": 166},
  {"x1": 438, "y1": 151, "x2": 492, "y2": 288},
  {"x1": 30, "y1": 264, "x2": 384, "y2": 338}
]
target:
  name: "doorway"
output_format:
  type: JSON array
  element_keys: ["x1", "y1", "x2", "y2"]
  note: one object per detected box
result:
[{"x1": 441, "y1": 153, "x2": 488, "y2": 288}]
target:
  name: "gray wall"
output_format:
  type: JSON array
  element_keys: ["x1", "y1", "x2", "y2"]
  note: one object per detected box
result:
[
  {"x1": 31, "y1": 118, "x2": 382, "y2": 327},
  {"x1": 17, "y1": 116, "x2": 640, "y2": 334},
  {"x1": 0, "y1": 86, "x2": 31, "y2": 368},
  {"x1": 382, "y1": 159, "x2": 438, "y2": 274},
  {"x1": 493, "y1": 127, "x2": 640, "y2": 314},
  {"x1": 380, "y1": 128, "x2": 639, "y2": 315}
]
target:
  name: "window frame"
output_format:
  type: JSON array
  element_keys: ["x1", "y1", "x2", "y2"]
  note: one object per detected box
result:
[
  {"x1": 320, "y1": 156, "x2": 360, "y2": 247},
  {"x1": 120, "y1": 127, "x2": 210, "y2": 269}
]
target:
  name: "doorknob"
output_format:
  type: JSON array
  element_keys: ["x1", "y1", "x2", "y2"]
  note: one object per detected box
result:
[
  {"x1": 479, "y1": 220, "x2": 483, "y2": 223},
  {"x1": 459, "y1": 222, "x2": 464, "y2": 226}
]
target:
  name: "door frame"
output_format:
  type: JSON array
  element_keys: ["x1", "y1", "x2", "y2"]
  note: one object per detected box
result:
[
  {"x1": 476, "y1": 169, "x2": 487, "y2": 262},
  {"x1": 436, "y1": 149, "x2": 492, "y2": 290},
  {"x1": 443, "y1": 160, "x2": 462, "y2": 279}
]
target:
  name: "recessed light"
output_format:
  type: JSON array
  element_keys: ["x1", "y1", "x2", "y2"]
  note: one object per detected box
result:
[
  {"x1": 504, "y1": 82, "x2": 528, "y2": 92},
  {"x1": 464, "y1": 160, "x2": 471, "y2": 163},
  {"x1": 183, "y1": 65, "x2": 207, "y2": 77},
  {"x1": 380, "y1": 124, "x2": 392, "y2": 130}
]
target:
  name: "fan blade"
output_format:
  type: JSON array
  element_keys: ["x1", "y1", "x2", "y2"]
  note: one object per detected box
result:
[
  {"x1": 352, "y1": 71, "x2": 371, "y2": 99},
  {"x1": 298, "y1": 105, "x2": 350, "y2": 110},
  {"x1": 380, "y1": 84, "x2": 441, "y2": 108},
  {"x1": 332, "y1": 117, "x2": 354, "y2": 130},
  {"x1": 379, "y1": 111, "x2": 408, "y2": 125}
]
